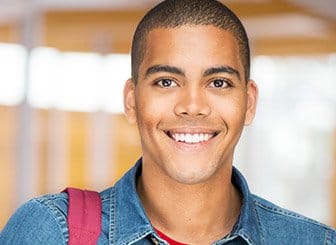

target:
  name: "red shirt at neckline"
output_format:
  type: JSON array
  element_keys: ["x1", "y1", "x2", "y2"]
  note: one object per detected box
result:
[{"x1": 154, "y1": 228, "x2": 188, "y2": 245}]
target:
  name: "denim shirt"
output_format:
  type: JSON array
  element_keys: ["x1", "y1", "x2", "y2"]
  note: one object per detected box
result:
[{"x1": 1, "y1": 158, "x2": 336, "y2": 244}]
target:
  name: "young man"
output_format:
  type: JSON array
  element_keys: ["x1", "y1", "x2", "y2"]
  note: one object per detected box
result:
[{"x1": 1, "y1": 0, "x2": 335, "y2": 244}]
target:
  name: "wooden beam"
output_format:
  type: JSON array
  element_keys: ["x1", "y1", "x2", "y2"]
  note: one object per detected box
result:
[
  {"x1": 0, "y1": 24, "x2": 19, "y2": 43},
  {"x1": 225, "y1": 0, "x2": 301, "y2": 18},
  {"x1": 112, "y1": 114, "x2": 141, "y2": 183},
  {"x1": 44, "y1": 10, "x2": 145, "y2": 53},
  {"x1": 67, "y1": 111, "x2": 89, "y2": 188},
  {"x1": 0, "y1": 106, "x2": 18, "y2": 229},
  {"x1": 252, "y1": 36, "x2": 336, "y2": 56}
]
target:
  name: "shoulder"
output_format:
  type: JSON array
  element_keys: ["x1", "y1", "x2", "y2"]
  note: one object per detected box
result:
[
  {"x1": 0, "y1": 193, "x2": 69, "y2": 244},
  {"x1": 251, "y1": 194, "x2": 336, "y2": 244},
  {"x1": 0, "y1": 188, "x2": 114, "y2": 244}
]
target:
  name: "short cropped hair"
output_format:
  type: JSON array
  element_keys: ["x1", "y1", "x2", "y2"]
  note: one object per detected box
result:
[{"x1": 131, "y1": 0, "x2": 250, "y2": 82}]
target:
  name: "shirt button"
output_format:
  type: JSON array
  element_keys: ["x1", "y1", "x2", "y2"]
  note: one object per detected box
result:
[{"x1": 150, "y1": 235, "x2": 160, "y2": 245}]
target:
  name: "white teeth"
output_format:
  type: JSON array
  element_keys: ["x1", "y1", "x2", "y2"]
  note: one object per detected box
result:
[
  {"x1": 203, "y1": 134, "x2": 208, "y2": 141},
  {"x1": 186, "y1": 134, "x2": 192, "y2": 142},
  {"x1": 170, "y1": 133, "x2": 214, "y2": 143}
]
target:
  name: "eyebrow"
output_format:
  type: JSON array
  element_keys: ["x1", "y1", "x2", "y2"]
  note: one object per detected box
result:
[
  {"x1": 203, "y1": 66, "x2": 241, "y2": 80},
  {"x1": 145, "y1": 65, "x2": 185, "y2": 78},
  {"x1": 144, "y1": 64, "x2": 240, "y2": 80}
]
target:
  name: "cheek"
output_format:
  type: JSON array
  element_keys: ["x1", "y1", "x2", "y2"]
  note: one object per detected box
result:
[
  {"x1": 135, "y1": 91, "x2": 172, "y2": 129},
  {"x1": 211, "y1": 93, "x2": 247, "y2": 125}
]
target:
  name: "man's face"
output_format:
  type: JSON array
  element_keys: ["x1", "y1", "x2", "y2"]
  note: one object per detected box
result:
[{"x1": 124, "y1": 25, "x2": 257, "y2": 184}]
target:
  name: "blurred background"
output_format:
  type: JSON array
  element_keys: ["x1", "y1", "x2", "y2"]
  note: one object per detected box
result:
[{"x1": 0, "y1": 0, "x2": 335, "y2": 230}]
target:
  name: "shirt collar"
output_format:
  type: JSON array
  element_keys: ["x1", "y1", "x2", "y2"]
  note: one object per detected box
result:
[
  {"x1": 226, "y1": 167, "x2": 263, "y2": 244},
  {"x1": 111, "y1": 158, "x2": 262, "y2": 244},
  {"x1": 111, "y1": 159, "x2": 155, "y2": 244}
]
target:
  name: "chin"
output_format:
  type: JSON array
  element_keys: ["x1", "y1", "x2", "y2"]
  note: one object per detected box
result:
[{"x1": 163, "y1": 158, "x2": 222, "y2": 185}]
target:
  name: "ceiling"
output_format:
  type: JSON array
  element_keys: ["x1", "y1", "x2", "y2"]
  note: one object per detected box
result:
[{"x1": 0, "y1": 0, "x2": 335, "y2": 55}]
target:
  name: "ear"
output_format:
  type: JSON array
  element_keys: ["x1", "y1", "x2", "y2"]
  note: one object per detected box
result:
[
  {"x1": 244, "y1": 80, "x2": 258, "y2": 125},
  {"x1": 123, "y1": 78, "x2": 137, "y2": 124}
]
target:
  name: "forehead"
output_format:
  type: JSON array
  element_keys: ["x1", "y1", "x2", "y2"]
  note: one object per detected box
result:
[{"x1": 139, "y1": 25, "x2": 243, "y2": 77}]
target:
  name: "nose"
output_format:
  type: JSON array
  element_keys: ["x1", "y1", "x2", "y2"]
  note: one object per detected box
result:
[{"x1": 174, "y1": 85, "x2": 211, "y2": 117}]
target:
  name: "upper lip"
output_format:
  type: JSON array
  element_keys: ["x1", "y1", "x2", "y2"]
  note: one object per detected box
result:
[{"x1": 164, "y1": 127, "x2": 220, "y2": 135}]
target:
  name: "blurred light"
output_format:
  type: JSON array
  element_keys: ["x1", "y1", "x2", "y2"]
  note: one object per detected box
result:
[
  {"x1": 28, "y1": 47, "x2": 129, "y2": 113},
  {"x1": 28, "y1": 46, "x2": 60, "y2": 108},
  {"x1": 0, "y1": 43, "x2": 26, "y2": 105},
  {"x1": 55, "y1": 51, "x2": 103, "y2": 112},
  {"x1": 103, "y1": 54, "x2": 131, "y2": 114}
]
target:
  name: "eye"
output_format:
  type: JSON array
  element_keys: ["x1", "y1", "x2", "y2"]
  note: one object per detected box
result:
[
  {"x1": 155, "y1": 78, "x2": 177, "y2": 88},
  {"x1": 209, "y1": 79, "x2": 230, "y2": 88}
]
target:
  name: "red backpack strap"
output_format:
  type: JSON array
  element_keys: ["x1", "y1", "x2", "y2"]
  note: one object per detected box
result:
[{"x1": 63, "y1": 187, "x2": 102, "y2": 245}]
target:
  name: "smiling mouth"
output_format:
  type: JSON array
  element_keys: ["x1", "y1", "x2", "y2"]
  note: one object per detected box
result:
[{"x1": 165, "y1": 131, "x2": 218, "y2": 144}]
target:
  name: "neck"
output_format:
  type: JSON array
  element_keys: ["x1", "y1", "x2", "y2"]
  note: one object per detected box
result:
[{"x1": 137, "y1": 162, "x2": 242, "y2": 245}]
